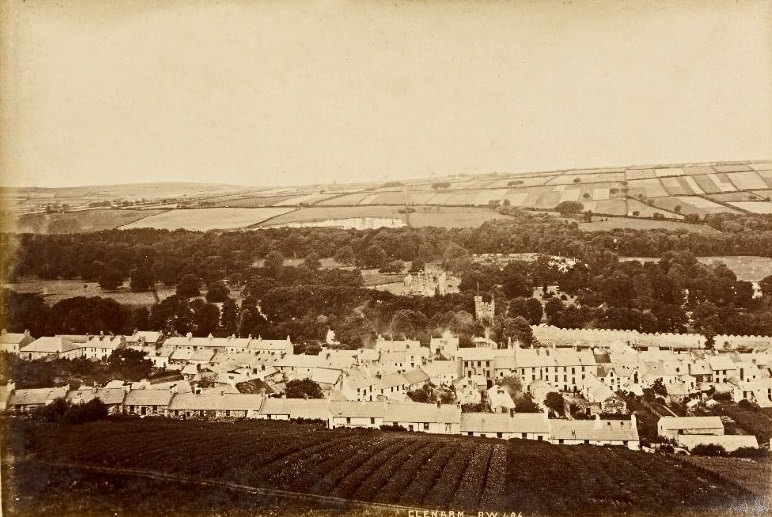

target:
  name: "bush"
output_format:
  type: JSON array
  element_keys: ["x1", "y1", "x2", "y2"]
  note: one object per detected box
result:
[
  {"x1": 730, "y1": 447, "x2": 767, "y2": 459},
  {"x1": 380, "y1": 424, "x2": 407, "y2": 432},
  {"x1": 737, "y1": 399, "x2": 759, "y2": 411},
  {"x1": 32, "y1": 397, "x2": 108, "y2": 424},
  {"x1": 691, "y1": 444, "x2": 727, "y2": 457}
]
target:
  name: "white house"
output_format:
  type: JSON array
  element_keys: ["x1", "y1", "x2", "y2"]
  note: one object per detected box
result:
[
  {"x1": 330, "y1": 400, "x2": 385, "y2": 428},
  {"x1": 549, "y1": 415, "x2": 639, "y2": 450},
  {"x1": 0, "y1": 330, "x2": 34, "y2": 354},
  {"x1": 19, "y1": 337, "x2": 84, "y2": 360},
  {"x1": 460, "y1": 411, "x2": 550, "y2": 441},
  {"x1": 383, "y1": 401, "x2": 461, "y2": 434}
]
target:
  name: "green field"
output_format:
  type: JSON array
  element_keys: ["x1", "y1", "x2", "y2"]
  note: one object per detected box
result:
[
  {"x1": 573, "y1": 215, "x2": 719, "y2": 233},
  {"x1": 1, "y1": 418, "x2": 766, "y2": 516}
]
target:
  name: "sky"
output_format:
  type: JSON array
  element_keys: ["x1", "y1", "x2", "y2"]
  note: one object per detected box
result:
[{"x1": 1, "y1": 0, "x2": 771, "y2": 188}]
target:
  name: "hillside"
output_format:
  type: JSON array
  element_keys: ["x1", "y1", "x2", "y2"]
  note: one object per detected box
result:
[
  {"x1": 4, "y1": 160, "x2": 772, "y2": 233},
  {"x1": 2, "y1": 418, "x2": 767, "y2": 516}
]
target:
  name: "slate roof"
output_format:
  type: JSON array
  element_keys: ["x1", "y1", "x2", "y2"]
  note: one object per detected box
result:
[
  {"x1": 168, "y1": 392, "x2": 263, "y2": 412},
  {"x1": 384, "y1": 402, "x2": 461, "y2": 424},
  {"x1": 658, "y1": 416, "x2": 724, "y2": 430},
  {"x1": 258, "y1": 398, "x2": 331, "y2": 420},
  {"x1": 460, "y1": 412, "x2": 549, "y2": 434},
  {"x1": 124, "y1": 389, "x2": 174, "y2": 407},
  {"x1": 550, "y1": 418, "x2": 638, "y2": 442},
  {"x1": 8, "y1": 386, "x2": 69, "y2": 406}
]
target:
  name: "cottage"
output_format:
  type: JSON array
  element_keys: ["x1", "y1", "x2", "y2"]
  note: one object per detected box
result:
[
  {"x1": 549, "y1": 415, "x2": 639, "y2": 449},
  {"x1": 19, "y1": 336, "x2": 83, "y2": 360},
  {"x1": 581, "y1": 374, "x2": 626, "y2": 414},
  {"x1": 708, "y1": 356, "x2": 737, "y2": 384},
  {"x1": 330, "y1": 400, "x2": 385, "y2": 428},
  {"x1": 487, "y1": 385, "x2": 516, "y2": 413},
  {"x1": 123, "y1": 389, "x2": 173, "y2": 417},
  {"x1": 6, "y1": 386, "x2": 69, "y2": 413},
  {"x1": 460, "y1": 411, "x2": 549, "y2": 440},
  {"x1": 0, "y1": 330, "x2": 34, "y2": 353},
  {"x1": 341, "y1": 368, "x2": 379, "y2": 402},
  {"x1": 168, "y1": 392, "x2": 263, "y2": 419},
  {"x1": 657, "y1": 416, "x2": 724, "y2": 440},
  {"x1": 66, "y1": 386, "x2": 126, "y2": 414},
  {"x1": 257, "y1": 397, "x2": 331, "y2": 422},
  {"x1": 730, "y1": 378, "x2": 772, "y2": 407},
  {"x1": 383, "y1": 401, "x2": 461, "y2": 434},
  {"x1": 247, "y1": 336, "x2": 293, "y2": 358}
]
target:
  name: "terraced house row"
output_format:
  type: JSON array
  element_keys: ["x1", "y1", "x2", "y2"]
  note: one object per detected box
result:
[{"x1": 0, "y1": 381, "x2": 640, "y2": 449}]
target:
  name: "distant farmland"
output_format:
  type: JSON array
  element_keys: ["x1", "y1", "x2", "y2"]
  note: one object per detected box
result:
[
  {"x1": 12, "y1": 209, "x2": 168, "y2": 234},
  {"x1": 6, "y1": 160, "x2": 772, "y2": 234},
  {"x1": 3, "y1": 418, "x2": 765, "y2": 516},
  {"x1": 623, "y1": 256, "x2": 772, "y2": 282},
  {"x1": 119, "y1": 207, "x2": 295, "y2": 231}
]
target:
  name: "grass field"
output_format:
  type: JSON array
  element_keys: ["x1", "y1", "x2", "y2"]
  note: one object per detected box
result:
[
  {"x1": 564, "y1": 215, "x2": 719, "y2": 234},
  {"x1": 2, "y1": 418, "x2": 766, "y2": 516},
  {"x1": 682, "y1": 456, "x2": 772, "y2": 499},
  {"x1": 265, "y1": 205, "x2": 513, "y2": 229},
  {"x1": 11, "y1": 209, "x2": 169, "y2": 234},
  {"x1": 2, "y1": 280, "x2": 177, "y2": 306},
  {"x1": 621, "y1": 256, "x2": 772, "y2": 282},
  {"x1": 120, "y1": 207, "x2": 296, "y2": 231}
]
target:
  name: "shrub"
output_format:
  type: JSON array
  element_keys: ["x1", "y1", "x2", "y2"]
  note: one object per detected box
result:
[
  {"x1": 691, "y1": 444, "x2": 727, "y2": 456},
  {"x1": 738, "y1": 399, "x2": 758, "y2": 411},
  {"x1": 379, "y1": 423, "x2": 407, "y2": 432},
  {"x1": 32, "y1": 397, "x2": 108, "y2": 424}
]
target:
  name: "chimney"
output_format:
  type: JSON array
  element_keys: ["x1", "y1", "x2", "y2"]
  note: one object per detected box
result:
[
  {"x1": 186, "y1": 332, "x2": 193, "y2": 339},
  {"x1": 542, "y1": 407, "x2": 549, "y2": 422},
  {"x1": 630, "y1": 413, "x2": 637, "y2": 429},
  {"x1": 509, "y1": 408, "x2": 515, "y2": 418},
  {"x1": 220, "y1": 390, "x2": 224, "y2": 396},
  {"x1": 594, "y1": 414, "x2": 601, "y2": 429},
  {"x1": 436, "y1": 400, "x2": 441, "y2": 408}
]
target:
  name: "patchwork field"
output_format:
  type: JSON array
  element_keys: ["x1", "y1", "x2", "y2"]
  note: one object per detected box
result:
[
  {"x1": 2, "y1": 418, "x2": 766, "y2": 516},
  {"x1": 6, "y1": 161, "x2": 772, "y2": 234},
  {"x1": 119, "y1": 207, "x2": 296, "y2": 231}
]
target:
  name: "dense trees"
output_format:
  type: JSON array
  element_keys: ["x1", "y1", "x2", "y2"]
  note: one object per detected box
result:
[
  {"x1": 176, "y1": 274, "x2": 202, "y2": 298},
  {"x1": 285, "y1": 379, "x2": 324, "y2": 399}
]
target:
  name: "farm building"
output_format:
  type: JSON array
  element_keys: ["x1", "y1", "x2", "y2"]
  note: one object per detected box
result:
[
  {"x1": 676, "y1": 434, "x2": 758, "y2": 452},
  {"x1": 657, "y1": 416, "x2": 724, "y2": 440},
  {"x1": 0, "y1": 330, "x2": 34, "y2": 354},
  {"x1": 123, "y1": 389, "x2": 174, "y2": 417},
  {"x1": 6, "y1": 386, "x2": 69, "y2": 413},
  {"x1": 549, "y1": 415, "x2": 639, "y2": 449},
  {"x1": 383, "y1": 401, "x2": 461, "y2": 434},
  {"x1": 66, "y1": 387, "x2": 126, "y2": 414},
  {"x1": 460, "y1": 411, "x2": 550, "y2": 441}
]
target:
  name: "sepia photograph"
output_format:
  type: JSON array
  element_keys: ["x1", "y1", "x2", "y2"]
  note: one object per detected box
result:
[{"x1": 0, "y1": 0, "x2": 771, "y2": 516}]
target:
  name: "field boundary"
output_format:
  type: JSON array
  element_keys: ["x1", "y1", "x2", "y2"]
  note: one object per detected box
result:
[{"x1": 8, "y1": 459, "x2": 422, "y2": 513}]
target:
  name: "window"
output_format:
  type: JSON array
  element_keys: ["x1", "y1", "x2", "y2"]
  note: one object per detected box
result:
[
  {"x1": 537, "y1": 436, "x2": 543, "y2": 441},
  {"x1": 346, "y1": 417, "x2": 351, "y2": 424},
  {"x1": 558, "y1": 439, "x2": 564, "y2": 444},
  {"x1": 497, "y1": 432, "x2": 503, "y2": 438},
  {"x1": 370, "y1": 417, "x2": 375, "y2": 424},
  {"x1": 424, "y1": 423, "x2": 429, "y2": 431}
]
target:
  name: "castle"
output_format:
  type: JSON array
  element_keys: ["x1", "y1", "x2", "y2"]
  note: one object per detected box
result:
[{"x1": 474, "y1": 295, "x2": 495, "y2": 323}]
